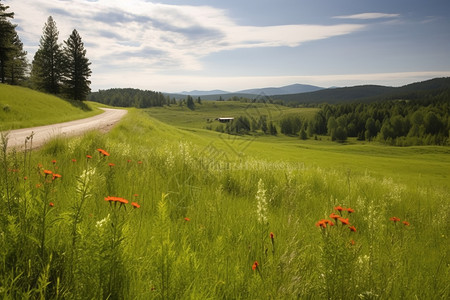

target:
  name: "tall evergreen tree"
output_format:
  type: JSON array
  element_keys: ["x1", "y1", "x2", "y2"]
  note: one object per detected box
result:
[
  {"x1": 31, "y1": 16, "x2": 64, "y2": 94},
  {"x1": 0, "y1": 0, "x2": 16, "y2": 83},
  {"x1": 5, "y1": 31, "x2": 28, "y2": 84},
  {"x1": 63, "y1": 29, "x2": 91, "y2": 100}
]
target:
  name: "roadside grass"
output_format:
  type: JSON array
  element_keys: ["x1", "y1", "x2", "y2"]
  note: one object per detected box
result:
[
  {"x1": 0, "y1": 84, "x2": 102, "y2": 131},
  {"x1": 0, "y1": 108, "x2": 448, "y2": 299}
]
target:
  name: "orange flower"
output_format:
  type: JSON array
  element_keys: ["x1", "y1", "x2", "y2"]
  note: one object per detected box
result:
[
  {"x1": 402, "y1": 221, "x2": 410, "y2": 226},
  {"x1": 350, "y1": 239, "x2": 355, "y2": 246},
  {"x1": 334, "y1": 206, "x2": 344, "y2": 212},
  {"x1": 118, "y1": 197, "x2": 129, "y2": 204},
  {"x1": 24, "y1": 176, "x2": 28, "y2": 181},
  {"x1": 349, "y1": 226, "x2": 357, "y2": 232},
  {"x1": 347, "y1": 208, "x2": 355, "y2": 214},
  {"x1": 390, "y1": 217, "x2": 401, "y2": 223},
  {"x1": 324, "y1": 219, "x2": 335, "y2": 226},
  {"x1": 52, "y1": 173, "x2": 62, "y2": 180},
  {"x1": 108, "y1": 163, "x2": 115, "y2": 167},
  {"x1": 96, "y1": 148, "x2": 110, "y2": 156},
  {"x1": 329, "y1": 213, "x2": 340, "y2": 220},
  {"x1": 252, "y1": 261, "x2": 259, "y2": 271},
  {"x1": 86, "y1": 155, "x2": 92, "y2": 159},
  {"x1": 133, "y1": 194, "x2": 139, "y2": 197},
  {"x1": 104, "y1": 196, "x2": 115, "y2": 202},
  {"x1": 339, "y1": 217, "x2": 350, "y2": 225},
  {"x1": 315, "y1": 219, "x2": 327, "y2": 228},
  {"x1": 43, "y1": 169, "x2": 53, "y2": 176},
  {"x1": 51, "y1": 159, "x2": 57, "y2": 164},
  {"x1": 131, "y1": 202, "x2": 140, "y2": 208},
  {"x1": 49, "y1": 202, "x2": 54, "y2": 207},
  {"x1": 270, "y1": 232, "x2": 274, "y2": 239},
  {"x1": 184, "y1": 217, "x2": 190, "y2": 221},
  {"x1": 71, "y1": 158, "x2": 77, "y2": 162},
  {"x1": 138, "y1": 161, "x2": 143, "y2": 164},
  {"x1": 127, "y1": 159, "x2": 132, "y2": 163}
]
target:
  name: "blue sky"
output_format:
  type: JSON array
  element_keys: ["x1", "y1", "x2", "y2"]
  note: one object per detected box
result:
[{"x1": 6, "y1": 0, "x2": 450, "y2": 92}]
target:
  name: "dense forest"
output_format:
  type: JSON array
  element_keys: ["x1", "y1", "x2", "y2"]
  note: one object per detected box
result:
[{"x1": 88, "y1": 88, "x2": 169, "y2": 108}]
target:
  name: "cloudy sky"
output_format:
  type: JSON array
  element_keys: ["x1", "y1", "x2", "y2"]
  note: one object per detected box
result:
[{"x1": 6, "y1": 0, "x2": 450, "y2": 92}]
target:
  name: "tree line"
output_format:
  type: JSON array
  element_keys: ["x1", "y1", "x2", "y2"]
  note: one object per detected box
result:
[
  {"x1": 279, "y1": 97, "x2": 449, "y2": 146},
  {"x1": 0, "y1": 1, "x2": 91, "y2": 100}
]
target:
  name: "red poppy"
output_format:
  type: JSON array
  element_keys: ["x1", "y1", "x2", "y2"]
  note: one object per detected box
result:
[
  {"x1": 252, "y1": 261, "x2": 259, "y2": 270},
  {"x1": 131, "y1": 202, "x2": 140, "y2": 208},
  {"x1": 347, "y1": 208, "x2": 355, "y2": 214},
  {"x1": 389, "y1": 217, "x2": 401, "y2": 223},
  {"x1": 402, "y1": 221, "x2": 410, "y2": 226},
  {"x1": 270, "y1": 232, "x2": 274, "y2": 239},
  {"x1": 49, "y1": 202, "x2": 54, "y2": 207},
  {"x1": 334, "y1": 206, "x2": 344, "y2": 212},
  {"x1": 339, "y1": 217, "x2": 350, "y2": 225},
  {"x1": 184, "y1": 217, "x2": 190, "y2": 221},
  {"x1": 329, "y1": 213, "x2": 340, "y2": 220},
  {"x1": 349, "y1": 226, "x2": 357, "y2": 232}
]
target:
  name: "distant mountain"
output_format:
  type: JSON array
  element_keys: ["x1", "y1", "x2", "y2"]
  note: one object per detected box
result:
[
  {"x1": 274, "y1": 77, "x2": 450, "y2": 104},
  {"x1": 237, "y1": 83, "x2": 323, "y2": 95},
  {"x1": 179, "y1": 89, "x2": 229, "y2": 96}
]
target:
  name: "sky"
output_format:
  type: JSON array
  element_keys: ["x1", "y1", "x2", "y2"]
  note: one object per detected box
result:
[{"x1": 5, "y1": 0, "x2": 450, "y2": 92}]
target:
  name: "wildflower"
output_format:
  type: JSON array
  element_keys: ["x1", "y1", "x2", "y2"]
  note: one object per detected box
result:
[
  {"x1": 347, "y1": 207, "x2": 355, "y2": 214},
  {"x1": 36, "y1": 184, "x2": 42, "y2": 189},
  {"x1": 86, "y1": 155, "x2": 92, "y2": 159},
  {"x1": 256, "y1": 178, "x2": 268, "y2": 224},
  {"x1": 52, "y1": 173, "x2": 62, "y2": 180},
  {"x1": 138, "y1": 161, "x2": 143, "y2": 164},
  {"x1": 118, "y1": 197, "x2": 129, "y2": 204},
  {"x1": 350, "y1": 240, "x2": 355, "y2": 246},
  {"x1": 270, "y1": 232, "x2": 274, "y2": 240},
  {"x1": 24, "y1": 176, "x2": 28, "y2": 181},
  {"x1": 184, "y1": 217, "x2": 190, "y2": 221},
  {"x1": 127, "y1": 159, "x2": 132, "y2": 163},
  {"x1": 97, "y1": 148, "x2": 110, "y2": 156},
  {"x1": 334, "y1": 206, "x2": 344, "y2": 212},
  {"x1": 329, "y1": 213, "x2": 340, "y2": 221},
  {"x1": 131, "y1": 202, "x2": 140, "y2": 208},
  {"x1": 71, "y1": 159, "x2": 77, "y2": 162},
  {"x1": 349, "y1": 226, "x2": 357, "y2": 232},
  {"x1": 252, "y1": 261, "x2": 259, "y2": 271},
  {"x1": 316, "y1": 219, "x2": 327, "y2": 228},
  {"x1": 339, "y1": 217, "x2": 350, "y2": 225},
  {"x1": 389, "y1": 217, "x2": 401, "y2": 223},
  {"x1": 43, "y1": 169, "x2": 53, "y2": 176},
  {"x1": 402, "y1": 221, "x2": 410, "y2": 226},
  {"x1": 52, "y1": 159, "x2": 57, "y2": 164},
  {"x1": 49, "y1": 202, "x2": 54, "y2": 207},
  {"x1": 324, "y1": 219, "x2": 335, "y2": 226},
  {"x1": 108, "y1": 163, "x2": 115, "y2": 167},
  {"x1": 133, "y1": 194, "x2": 139, "y2": 197}
]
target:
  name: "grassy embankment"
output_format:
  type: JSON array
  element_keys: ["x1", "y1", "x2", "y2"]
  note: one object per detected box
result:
[
  {"x1": 0, "y1": 99, "x2": 449, "y2": 299},
  {"x1": 0, "y1": 84, "x2": 102, "y2": 131}
]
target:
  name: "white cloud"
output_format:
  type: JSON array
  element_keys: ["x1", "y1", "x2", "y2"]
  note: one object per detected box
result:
[
  {"x1": 11, "y1": 0, "x2": 365, "y2": 73},
  {"x1": 334, "y1": 13, "x2": 400, "y2": 20}
]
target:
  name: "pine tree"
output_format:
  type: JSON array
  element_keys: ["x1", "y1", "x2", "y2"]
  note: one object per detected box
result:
[
  {"x1": 31, "y1": 16, "x2": 64, "y2": 94},
  {"x1": 5, "y1": 31, "x2": 28, "y2": 84},
  {"x1": 0, "y1": 0, "x2": 15, "y2": 83},
  {"x1": 63, "y1": 29, "x2": 92, "y2": 100}
]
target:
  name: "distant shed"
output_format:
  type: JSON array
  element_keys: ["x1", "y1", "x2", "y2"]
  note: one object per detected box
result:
[{"x1": 216, "y1": 117, "x2": 234, "y2": 123}]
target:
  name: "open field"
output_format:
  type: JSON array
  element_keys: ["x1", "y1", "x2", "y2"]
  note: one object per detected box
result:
[
  {"x1": 1, "y1": 105, "x2": 449, "y2": 299},
  {"x1": 0, "y1": 85, "x2": 102, "y2": 131}
]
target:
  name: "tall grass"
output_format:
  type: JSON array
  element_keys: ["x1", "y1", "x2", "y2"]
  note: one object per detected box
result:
[{"x1": 0, "y1": 110, "x2": 448, "y2": 299}]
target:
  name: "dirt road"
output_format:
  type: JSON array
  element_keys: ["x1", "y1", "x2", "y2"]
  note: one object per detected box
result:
[{"x1": 2, "y1": 108, "x2": 128, "y2": 150}]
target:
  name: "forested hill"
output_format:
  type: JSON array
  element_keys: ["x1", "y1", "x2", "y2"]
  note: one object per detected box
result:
[
  {"x1": 275, "y1": 77, "x2": 450, "y2": 104},
  {"x1": 88, "y1": 88, "x2": 168, "y2": 107}
]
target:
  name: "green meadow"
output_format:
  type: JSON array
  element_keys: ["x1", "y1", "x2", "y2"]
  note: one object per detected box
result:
[
  {"x1": 0, "y1": 95, "x2": 449, "y2": 299},
  {"x1": 0, "y1": 84, "x2": 101, "y2": 131}
]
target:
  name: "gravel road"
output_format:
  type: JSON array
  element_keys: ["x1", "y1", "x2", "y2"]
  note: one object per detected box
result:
[{"x1": 2, "y1": 108, "x2": 128, "y2": 150}]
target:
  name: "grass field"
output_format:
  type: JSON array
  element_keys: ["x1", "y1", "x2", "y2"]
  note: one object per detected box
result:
[
  {"x1": 0, "y1": 85, "x2": 102, "y2": 131},
  {"x1": 0, "y1": 104, "x2": 449, "y2": 299}
]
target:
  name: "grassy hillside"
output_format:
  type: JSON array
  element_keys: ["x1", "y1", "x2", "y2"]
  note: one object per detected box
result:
[
  {"x1": 0, "y1": 84, "x2": 102, "y2": 131},
  {"x1": 1, "y1": 105, "x2": 448, "y2": 298}
]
